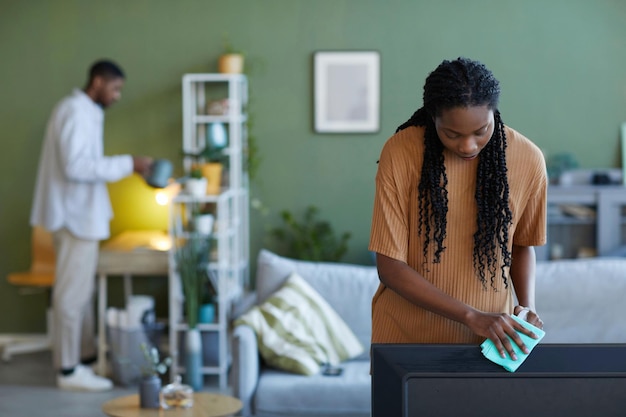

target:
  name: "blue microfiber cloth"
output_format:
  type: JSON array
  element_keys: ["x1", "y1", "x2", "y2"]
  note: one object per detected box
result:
[{"x1": 480, "y1": 314, "x2": 545, "y2": 372}]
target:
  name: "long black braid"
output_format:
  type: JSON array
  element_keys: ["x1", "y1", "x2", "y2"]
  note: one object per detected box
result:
[{"x1": 396, "y1": 57, "x2": 513, "y2": 290}]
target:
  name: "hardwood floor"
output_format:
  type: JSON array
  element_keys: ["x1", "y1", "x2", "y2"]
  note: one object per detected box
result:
[
  {"x1": 0, "y1": 350, "x2": 229, "y2": 417},
  {"x1": 0, "y1": 350, "x2": 136, "y2": 417}
]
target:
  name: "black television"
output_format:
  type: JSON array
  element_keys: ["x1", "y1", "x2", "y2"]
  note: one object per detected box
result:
[{"x1": 371, "y1": 343, "x2": 626, "y2": 417}]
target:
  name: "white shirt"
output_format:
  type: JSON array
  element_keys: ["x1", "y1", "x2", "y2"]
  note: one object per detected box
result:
[{"x1": 30, "y1": 89, "x2": 133, "y2": 240}]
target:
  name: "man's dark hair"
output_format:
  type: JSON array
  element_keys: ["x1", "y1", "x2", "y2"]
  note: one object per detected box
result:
[
  {"x1": 88, "y1": 60, "x2": 125, "y2": 84},
  {"x1": 396, "y1": 57, "x2": 513, "y2": 290}
]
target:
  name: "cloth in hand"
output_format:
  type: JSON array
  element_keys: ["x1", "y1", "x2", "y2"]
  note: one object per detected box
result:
[{"x1": 480, "y1": 314, "x2": 545, "y2": 372}]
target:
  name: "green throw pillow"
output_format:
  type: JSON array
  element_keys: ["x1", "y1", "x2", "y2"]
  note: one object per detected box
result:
[{"x1": 234, "y1": 272, "x2": 364, "y2": 375}]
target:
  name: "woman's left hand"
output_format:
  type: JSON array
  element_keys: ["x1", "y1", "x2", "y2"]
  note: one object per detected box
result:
[{"x1": 514, "y1": 305, "x2": 544, "y2": 330}]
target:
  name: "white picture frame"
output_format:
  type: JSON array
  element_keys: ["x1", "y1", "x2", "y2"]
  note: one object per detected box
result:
[{"x1": 313, "y1": 51, "x2": 380, "y2": 133}]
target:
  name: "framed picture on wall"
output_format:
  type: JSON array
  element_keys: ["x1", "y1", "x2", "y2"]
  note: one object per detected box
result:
[
  {"x1": 622, "y1": 122, "x2": 626, "y2": 185},
  {"x1": 313, "y1": 51, "x2": 380, "y2": 133}
]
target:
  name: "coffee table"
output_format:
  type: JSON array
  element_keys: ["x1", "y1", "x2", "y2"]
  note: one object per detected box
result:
[{"x1": 101, "y1": 392, "x2": 242, "y2": 417}]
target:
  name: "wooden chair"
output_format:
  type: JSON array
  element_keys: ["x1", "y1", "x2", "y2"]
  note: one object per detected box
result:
[{"x1": 1, "y1": 226, "x2": 55, "y2": 361}]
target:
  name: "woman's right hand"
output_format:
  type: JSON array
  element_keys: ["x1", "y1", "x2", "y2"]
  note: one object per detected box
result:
[{"x1": 465, "y1": 310, "x2": 539, "y2": 360}]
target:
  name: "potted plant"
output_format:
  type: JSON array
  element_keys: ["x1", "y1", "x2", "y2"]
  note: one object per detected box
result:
[
  {"x1": 185, "y1": 166, "x2": 207, "y2": 197},
  {"x1": 194, "y1": 210, "x2": 214, "y2": 236},
  {"x1": 183, "y1": 123, "x2": 228, "y2": 196},
  {"x1": 176, "y1": 233, "x2": 216, "y2": 323},
  {"x1": 175, "y1": 233, "x2": 213, "y2": 391},
  {"x1": 138, "y1": 342, "x2": 171, "y2": 409},
  {"x1": 271, "y1": 205, "x2": 352, "y2": 262},
  {"x1": 218, "y1": 36, "x2": 244, "y2": 74}
]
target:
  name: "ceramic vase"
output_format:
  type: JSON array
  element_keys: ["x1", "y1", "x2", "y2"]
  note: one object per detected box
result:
[
  {"x1": 198, "y1": 303, "x2": 216, "y2": 324},
  {"x1": 184, "y1": 327, "x2": 203, "y2": 391},
  {"x1": 139, "y1": 374, "x2": 161, "y2": 409},
  {"x1": 207, "y1": 122, "x2": 228, "y2": 149}
]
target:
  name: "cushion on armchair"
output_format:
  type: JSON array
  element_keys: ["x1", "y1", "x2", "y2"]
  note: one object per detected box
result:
[{"x1": 234, "y1": 272, "x2": 364, "y2": 375}]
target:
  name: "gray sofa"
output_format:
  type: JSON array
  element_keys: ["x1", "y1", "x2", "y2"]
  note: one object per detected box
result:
[{"x1": 231, "y1": 250, "x2": 626, "y2": 417}]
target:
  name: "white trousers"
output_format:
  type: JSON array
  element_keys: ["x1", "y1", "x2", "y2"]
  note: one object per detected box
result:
[{"x1": 52, "y1": 228, "x2": 99, "y2": 370}]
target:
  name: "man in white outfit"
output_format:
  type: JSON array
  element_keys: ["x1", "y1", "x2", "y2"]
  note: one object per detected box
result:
[{"x1": 30, "y1": 60, "x2": 152, "y2": 391}]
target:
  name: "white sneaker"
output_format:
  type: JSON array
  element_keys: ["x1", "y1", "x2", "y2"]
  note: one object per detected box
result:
[{"x1": 57, "y1": 365, "x2": 113, "y2": 392}]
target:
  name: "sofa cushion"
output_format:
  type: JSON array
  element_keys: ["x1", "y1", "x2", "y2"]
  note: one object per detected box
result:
[
  {"x1": 536, "y1": 258, "x2": 626, "y2": 343},
  {"x1": 255, "y1": 249, "x2": 380, "y2": 355},
  {"x1": 235, "y1": 272, "x2": 364, "y2": 375},
  {"x1": 254, "y1": 360, "x2": 371, "y2": 417}
]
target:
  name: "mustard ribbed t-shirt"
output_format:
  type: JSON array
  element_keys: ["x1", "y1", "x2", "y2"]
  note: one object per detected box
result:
[{"x1": 369, "y1": 125, "x2": 547, "y2": 344}]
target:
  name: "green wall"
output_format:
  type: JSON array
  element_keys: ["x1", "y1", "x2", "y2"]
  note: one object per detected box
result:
[{"x1": 1, "y1": 0, "x2": 625, "y2": 333}]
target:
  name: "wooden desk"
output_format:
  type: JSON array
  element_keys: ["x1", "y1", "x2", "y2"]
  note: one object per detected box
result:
[
  {"x1": 101, "y1": 392, "x2": 242, "y2": 417},
  {"x1": 96, "y1": 230, "x2": 170, "y2": 376}
]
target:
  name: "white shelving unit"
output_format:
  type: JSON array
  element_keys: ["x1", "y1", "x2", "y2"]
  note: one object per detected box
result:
[
  {"x1": 537, "y1": 185, "x2": 626, "y2": 261},
  {"x1": 168, "y1": 74, "x2": 249, "y2": 389}
]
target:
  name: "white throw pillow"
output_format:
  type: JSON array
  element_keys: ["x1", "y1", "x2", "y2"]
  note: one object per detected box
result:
[{"x1": 235, "y1": 272, "x2": 364, "y2": 375}]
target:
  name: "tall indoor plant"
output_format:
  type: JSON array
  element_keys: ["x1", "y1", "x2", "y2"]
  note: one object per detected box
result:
[{"x1": 175, "y1": 233, "x2": 213, "y2": 391}]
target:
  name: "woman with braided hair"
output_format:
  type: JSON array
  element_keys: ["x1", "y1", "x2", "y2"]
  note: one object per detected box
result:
[{"x1": 369, "y1": 57, "x2": 547, "y2": 360}]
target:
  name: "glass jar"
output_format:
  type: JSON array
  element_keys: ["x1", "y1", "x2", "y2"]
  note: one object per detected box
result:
[{"x1": 160, "y1": 375, "x2": 194, "y2": 409}]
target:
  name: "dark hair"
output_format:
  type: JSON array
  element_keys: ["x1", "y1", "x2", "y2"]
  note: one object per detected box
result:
[
  {"x1": 397, "y1": 57, "x2": 512, "y2": 290},
  {"x1": 88, "y1": 60, "x2": 125, "y2": 84}
]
